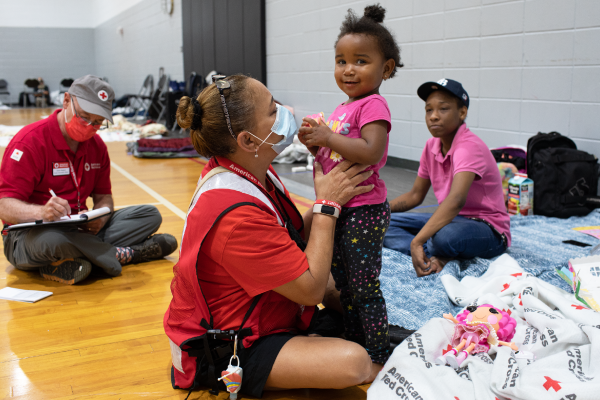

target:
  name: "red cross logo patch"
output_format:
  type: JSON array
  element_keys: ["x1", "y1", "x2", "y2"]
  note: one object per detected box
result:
[
  {"x1": 571, "y1": 304, "x2": 589, "y2": 310},
  {"x1": 543, "y1": 376, "x2": 561, "y2": 392},
  {"x1": 98, "y1": 90, "x2": 108, "y2": 101}
]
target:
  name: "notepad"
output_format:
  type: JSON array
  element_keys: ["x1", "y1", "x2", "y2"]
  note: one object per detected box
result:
[
  {"x1": 0, "y1": 287, "x2": 53, "y2": 303},
  {"x1": 58, "y1": 208, "x2": 112, "y2": 221},
  {"x1": 4, "y1": 207, "x2": 111, "y2": 232}
]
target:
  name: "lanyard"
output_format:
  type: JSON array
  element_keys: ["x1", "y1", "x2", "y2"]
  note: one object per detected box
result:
[
  {"x1": 63, "y1": 150, "x2": 84, "y2": 213},
  {"x1": 215, "y1": 157, "x2": 288, "y2": 222}
]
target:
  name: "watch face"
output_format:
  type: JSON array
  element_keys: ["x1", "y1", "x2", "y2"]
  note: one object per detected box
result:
[{"x1": 321, "y1": 205, "x2": 336, "y2": 215}]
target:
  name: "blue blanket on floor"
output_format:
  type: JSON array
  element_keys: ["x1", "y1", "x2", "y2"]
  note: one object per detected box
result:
[{"x1": 380, "y1": 210, "x2": 600, "y2": 330}]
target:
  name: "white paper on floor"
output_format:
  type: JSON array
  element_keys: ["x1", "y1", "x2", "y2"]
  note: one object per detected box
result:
[{"x1": 0, "y1": 287, "x2": 53, "y2": 303}]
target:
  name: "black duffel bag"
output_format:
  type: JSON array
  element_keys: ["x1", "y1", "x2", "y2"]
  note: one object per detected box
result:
[{"x1": 527, "y1": 132, "x2": 600, "y2": 218}]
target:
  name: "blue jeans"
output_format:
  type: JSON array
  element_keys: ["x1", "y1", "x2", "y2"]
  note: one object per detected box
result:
[{"x1": 383, "y1": 212, "x2": 506, "y2": 259}]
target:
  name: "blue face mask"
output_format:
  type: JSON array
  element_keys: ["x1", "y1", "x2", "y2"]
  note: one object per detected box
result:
[{"x1": 248, "y1": 104, "x2": 298, "y2": 156}]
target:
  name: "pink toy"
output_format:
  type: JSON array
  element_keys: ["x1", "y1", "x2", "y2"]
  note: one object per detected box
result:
[
  {"x1": 304, "y1": 112, "x2": 325, "y2": 125},
  {"x1": 435, "y1": 304, "x2": 518, "y2": 369},
  {"x1": 300, "y1": 112, "x2": 326, "y2": 143}
]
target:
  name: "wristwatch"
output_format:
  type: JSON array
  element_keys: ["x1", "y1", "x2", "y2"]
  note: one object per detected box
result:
[{"x1": 313, "y1": 203, "x2": 340, "y2": 218}]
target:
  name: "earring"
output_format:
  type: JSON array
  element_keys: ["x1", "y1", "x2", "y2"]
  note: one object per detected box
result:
[{"x1": 255, "y1": 148, "x2": 258, "y2": 158}]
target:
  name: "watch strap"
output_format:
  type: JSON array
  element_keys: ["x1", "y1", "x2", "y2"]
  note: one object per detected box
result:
[{"x1": 313, "y1": 203, "x2": 340, "y2": 218}]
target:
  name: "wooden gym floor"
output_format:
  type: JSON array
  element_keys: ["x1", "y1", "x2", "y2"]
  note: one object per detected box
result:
[{"x1": 0, "y1": 108, "x2": 370, "y2": 399}]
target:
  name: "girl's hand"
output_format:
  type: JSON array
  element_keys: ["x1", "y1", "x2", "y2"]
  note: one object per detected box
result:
[
  {"x1": 410, "y1": 240, "x2": 432, "y2": 277},
  {"x1": 298, "y1": 120, "x2": 320, "y2": 155},
  {"x1": 300, "y1": 117, "x2": 334, "y2": 148}
]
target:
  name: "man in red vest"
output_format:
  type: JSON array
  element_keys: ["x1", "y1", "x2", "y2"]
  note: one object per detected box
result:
[{"x1": 0, "y1": 75, "x2": 176, "y2": 284}]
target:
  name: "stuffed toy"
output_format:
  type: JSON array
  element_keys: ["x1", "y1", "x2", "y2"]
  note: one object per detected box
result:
[
  {"x1": 435, "y1": 304, "x2": 518, "y2": 369},
  {"x1": 304, "y1": 112, "x2": 325, "y2": 125},
  {"x1": 299, "y1": 112, "x2": 326, "y2": 144}
]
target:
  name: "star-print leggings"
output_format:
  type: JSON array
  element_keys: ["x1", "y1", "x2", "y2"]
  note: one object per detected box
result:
[{"x1": 330, "y1": 200, "x2": 391, "y2": 364}]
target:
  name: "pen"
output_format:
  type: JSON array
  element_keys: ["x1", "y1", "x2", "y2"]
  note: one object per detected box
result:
[{"x1": 49, "y1": 189, "x2": 70, "y2": 219}]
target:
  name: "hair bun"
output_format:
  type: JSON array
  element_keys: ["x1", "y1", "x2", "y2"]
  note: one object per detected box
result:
[
  {"x1": 190, "y1": 98, "x2": 203, "y2": 131},
  {"x1": 364, "y1": 4, "x2": 385, "y2": 23}
]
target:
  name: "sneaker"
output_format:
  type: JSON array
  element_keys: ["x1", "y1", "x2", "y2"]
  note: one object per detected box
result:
[
  {"x1": 39, "y1": 258, "x2": 92, "y2": 285},
  {"x1": 130, "y1": 233, "x2": 178, "y2": 263},
  {"x1": 434, "y1": 355, "x2": 448, "y2": 366},
  {"x1": 447, "y1": 350, "x2": 468, "y2": 369}
]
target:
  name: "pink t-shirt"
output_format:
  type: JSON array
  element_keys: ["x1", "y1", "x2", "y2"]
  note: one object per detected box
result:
[
  {"x1": 418, "y1": 124, "x2": 511, "y2": 246},
  {"x1": 314, "y1": 94, "x2": 391, "y2": 208}
]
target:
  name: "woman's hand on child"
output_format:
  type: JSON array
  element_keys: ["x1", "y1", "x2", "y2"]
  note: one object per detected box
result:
[
  {"x1": 314, "y1": 160, "x2": 374, "y2": 206},
  {"x1": 300, "y1": 117, "x2": 334, "y2": 148}
]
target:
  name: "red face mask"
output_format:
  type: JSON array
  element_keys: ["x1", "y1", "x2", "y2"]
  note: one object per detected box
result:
[{"x1": 64, "y1": 101, "x2": 100, "y2": 142}]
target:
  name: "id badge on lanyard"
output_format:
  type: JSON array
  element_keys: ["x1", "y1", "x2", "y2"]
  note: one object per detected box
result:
[{"x1": 63, "y1": 150, "x2": 84, "y2": 213}]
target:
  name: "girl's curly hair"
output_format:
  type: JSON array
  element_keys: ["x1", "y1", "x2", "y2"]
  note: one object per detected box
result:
[{"x1": 335, "y1": 4, "x2": 403, "y2": 78}]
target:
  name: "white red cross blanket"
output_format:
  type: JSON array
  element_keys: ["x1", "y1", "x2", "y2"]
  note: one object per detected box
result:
[{"x1": 368, "y1": 254, "x2": 600, "y2": 400}]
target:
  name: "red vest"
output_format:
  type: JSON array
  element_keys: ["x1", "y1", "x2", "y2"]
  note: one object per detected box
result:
[{"x1": 164, "y1": 160, "x2": 314, "y2": 390}]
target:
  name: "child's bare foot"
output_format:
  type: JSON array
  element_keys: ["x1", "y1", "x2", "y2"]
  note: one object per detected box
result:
[{"x1": 429, "y1": 256, "x2": 451, "y2": 273}]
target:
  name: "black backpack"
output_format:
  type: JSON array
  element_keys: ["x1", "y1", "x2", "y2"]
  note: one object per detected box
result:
[{"x1": 527, "y1": 132, "x2": 600, "y2": 218}]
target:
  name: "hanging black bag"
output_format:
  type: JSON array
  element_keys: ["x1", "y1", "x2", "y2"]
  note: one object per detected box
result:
[{"x1": 527, "y1": 132, "x2": 600, "y2": 218}]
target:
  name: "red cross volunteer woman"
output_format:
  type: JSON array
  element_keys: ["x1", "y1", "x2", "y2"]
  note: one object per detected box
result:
[
  {"x1": 164, "y1": 75, "x2": 381, "y2": 398},
  {"x1": 0, "y1": 75, "x2": 177, "y2": 285}
]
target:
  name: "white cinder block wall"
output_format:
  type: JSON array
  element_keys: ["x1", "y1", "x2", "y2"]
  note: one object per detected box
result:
[
  {"x1": 94, "y1": 0, "x2": 184, "y2": 98},
  {"x1": 0, "y1": 0, "x2": 184, "y2": 104},
  {"x1": 0, "y1": 27, "x2": 96, "y2": 105},
  {"x1": 266, "y1": 0, "x2": 600, "y2": 162}
]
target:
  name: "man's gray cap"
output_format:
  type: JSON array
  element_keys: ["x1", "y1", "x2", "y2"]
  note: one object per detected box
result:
[{"x1": 68, "y1": 75, "x2": 115, "y2": 123}]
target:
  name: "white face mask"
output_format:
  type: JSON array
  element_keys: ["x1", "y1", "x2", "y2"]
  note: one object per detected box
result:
[{"x1": 247, "y1": 104, "x2": 298, "y2": 157}]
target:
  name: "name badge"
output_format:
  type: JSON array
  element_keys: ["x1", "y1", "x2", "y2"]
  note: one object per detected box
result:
[{"x1": 52, "y1": 162, "x2": 70, "y2": 176}]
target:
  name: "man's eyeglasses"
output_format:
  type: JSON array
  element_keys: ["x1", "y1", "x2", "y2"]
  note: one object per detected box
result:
[
  {"x1": 212, "y1": 75, "x2": 236, "y2": 140},
  {"x1": 71, "y1": 96, "x2": 106, "y2": 128}
]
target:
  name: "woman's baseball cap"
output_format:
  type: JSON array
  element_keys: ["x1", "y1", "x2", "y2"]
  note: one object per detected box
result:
[
  {"x1": 68, "y1": 75, "x2": 115, "y2": 123},
  {"x1": 417, "y1": 78, "x2": 469, "y2": 109}
]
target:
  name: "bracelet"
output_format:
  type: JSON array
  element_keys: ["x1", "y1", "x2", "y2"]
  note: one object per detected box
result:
[
  {"x1": 315, "y1": 199, "x2": 341, "y2": 213},
  {"x1": 313, "y1": 203, "x2": 340, "y2": 218}
]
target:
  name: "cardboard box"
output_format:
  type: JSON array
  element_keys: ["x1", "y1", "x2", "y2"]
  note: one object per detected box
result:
[{"x1": 507, "y1": 174, "x2": 534, "y2": 216}]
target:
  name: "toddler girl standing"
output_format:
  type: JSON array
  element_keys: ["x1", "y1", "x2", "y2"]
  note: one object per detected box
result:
[{"x1": 299, "y1": 4, "x2": 402, "y2": 364}]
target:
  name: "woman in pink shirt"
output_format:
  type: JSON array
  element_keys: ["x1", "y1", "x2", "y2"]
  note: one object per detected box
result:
[{"x1": 384, "y1": 79, "x2": 510, "y2": 276}]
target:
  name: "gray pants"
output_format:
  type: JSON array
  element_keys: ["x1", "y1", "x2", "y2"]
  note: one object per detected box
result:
[{"x1": 3, "y1": 205, "x2": 162, "y2": 276}]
